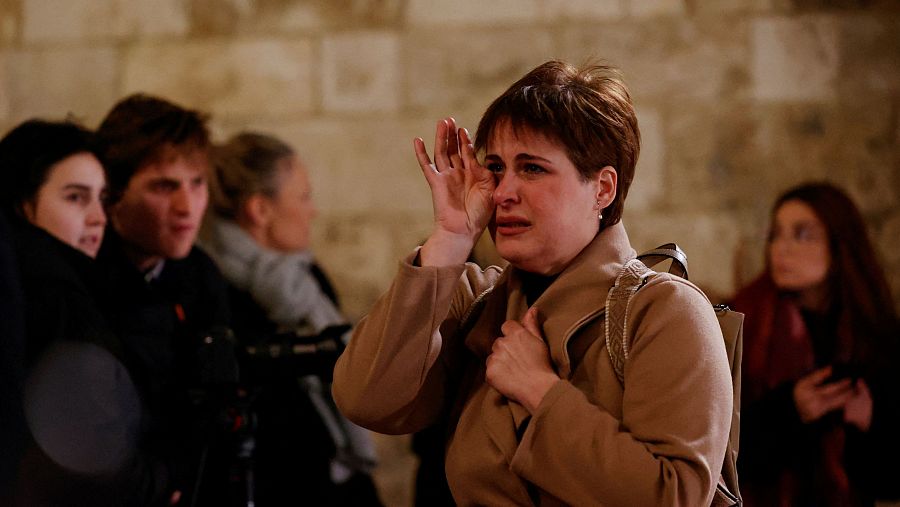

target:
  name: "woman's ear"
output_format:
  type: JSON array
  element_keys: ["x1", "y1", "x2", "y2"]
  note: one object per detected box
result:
[
  {"x1": 594, "y1": 166, "x2": 617, "y2": 209},
  {"x1": 242, "y1": 194, "x2": 273, "y2": 229},
  {"x1": 20, "y1": 199, "x2": 37, "y2": 223}
]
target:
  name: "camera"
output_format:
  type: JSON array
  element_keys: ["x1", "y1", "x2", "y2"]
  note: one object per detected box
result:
[
  {"x1": 187, "y1": 324, "x2": 350, "y2": 506},
  {"x1": 240, "y1": 324, "x2": 349, "y2": 384}
]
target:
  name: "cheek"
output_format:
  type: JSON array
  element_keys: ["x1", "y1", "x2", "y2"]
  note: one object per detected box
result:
[
  {"x1": 36, "y1": 204, "x2": 84, "y2": 242},
  {"x1": 195, "y1": 187, "x2": 209, "y2": 211},
  {"x1": 809, "y1": 248, "x2": 831, "y2": 278}
]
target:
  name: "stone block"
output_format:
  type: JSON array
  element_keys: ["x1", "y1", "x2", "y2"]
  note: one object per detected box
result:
[
  {"x1": 836, "y1": 15, "x2": 900, "y2": 96},
  {"x1": 690, "y1": 0, "x2": 773, "y2": 13},
  {"x1": 217, "y1": 117, "x2": 434, "y2": 215},
  {"x1": 877, "y1": 212, "x2": 900, "y2": 312},
  {"x1": 122, "y1": 39, "x2": 314, "y2": 121},
  {"x1": 311, "y1": 212, "x2": 433, "y2": 321},
  {"x1": 559, "y1": 18, "x2": 751, "y2": 101},
  {"x1": 4, "y1": 46, "x2": 118, "y2": 126},
  {"x1": 629, "y1": 0, "x2": 685, "y2": 17},
  {"x1": 321, "y1": 31, "x2": 400, "y2": 113},
  {"x1": 751, "y1": 16, "x2": 839, "y2": 102},
  {"x1": 188, "y1": 0, "x2": 405, "y2": 36},
  {"x1": 404, "y1": 27, "x2": 556, "y2": 113},
  {"x1": 0, "y1": 51, "x2": 8, "y2": 123},
  {"x1": 662, "y1": 102, "x2": 765, "y2": 212},
  {"x1": 625, "y1": 211, "x2": 744, "y2": 300},
  {"x1": 406, "y1": 0, "x2": 539, "y2": 25},
  {"x1": 748, "y1": 99, "x2": 897, "y2": 213},
  {"x1": 627, "y1": 107, "x2": 664, "y2": 212},
  {"x1": 540, "y1": 0, "x2": 624, "y2": 20},
  {"x1": 22, "y1": 0, "x2": 188, "y2": 43},
  {"x1": 310, "y1": 0, "x2": 405, "y2": 27},
  {"x1": 370, "y1": 433, "x2": 414, "y2": 507},
  {"x1": 0, "y1": 0, "x2": 19, "y2": 46}
]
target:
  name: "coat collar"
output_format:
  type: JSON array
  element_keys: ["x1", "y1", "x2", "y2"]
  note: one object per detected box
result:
[
  {"x1": 465, "y1": 222, "x2": 636, "y2": 377},
  {"x1": 471, "y1": 223, "x2": 635, "y2": 468}
]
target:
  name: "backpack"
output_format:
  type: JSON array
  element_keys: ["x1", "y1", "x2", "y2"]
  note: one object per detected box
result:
[{"x1": 607, "y1": 244, "x2": 742, "y2": 507}]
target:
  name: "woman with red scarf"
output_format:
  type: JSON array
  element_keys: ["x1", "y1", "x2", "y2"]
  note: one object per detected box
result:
[{"x1": 732, "y1": 182, "x2": 900, "y2": 506}]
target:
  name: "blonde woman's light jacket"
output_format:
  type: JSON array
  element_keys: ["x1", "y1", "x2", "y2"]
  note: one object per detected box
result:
[{"x1": 333, "y1": 223, "x2": 733, "y2": 506}]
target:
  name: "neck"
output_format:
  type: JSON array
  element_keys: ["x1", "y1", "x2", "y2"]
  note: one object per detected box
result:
[
  {"x1": 797, "y1": 283, "x2": 831, "y2": 314},
  {"x1": 121, "y1": 243, "x2": 164, "y2": 273},
  {"x1": 236, "y1": 215, "x2": 272, "y2": 250}
]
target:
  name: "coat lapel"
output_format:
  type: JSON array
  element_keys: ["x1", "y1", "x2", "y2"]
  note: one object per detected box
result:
[
  {"x1": 531, "y1": 223, "x2": 635, "y2": 378},
  {"x1": 471, "y1": 223, "x2": 636, "y2": 465}
]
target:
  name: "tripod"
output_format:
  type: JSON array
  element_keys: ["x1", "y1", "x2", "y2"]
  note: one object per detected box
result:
[{"x1": 190, "y1": 387, "x2": 260, "y2": 507}]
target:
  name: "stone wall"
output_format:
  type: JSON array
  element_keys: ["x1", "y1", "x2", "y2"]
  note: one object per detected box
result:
[
  {"x1": 2, "y1": 1, "x2": 899, "y2": 505},
  {"x1": 2, "y1": 0, "x2": 897, "y2": 316}
]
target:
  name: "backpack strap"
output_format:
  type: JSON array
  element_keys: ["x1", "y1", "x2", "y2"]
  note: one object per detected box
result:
[
  {"x1": 605, "y1": 258, "x2": 656, "y2": 384},
  {"x1": 637, "y1": 242, "x2": 689, "y2": 278},
  {"x1": 606, "y1": 245, "x2": 743, "y2": 506}
]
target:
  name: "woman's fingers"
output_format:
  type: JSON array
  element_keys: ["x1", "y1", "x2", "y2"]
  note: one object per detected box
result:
[
  {"x1": 459, "y1": 127, "x2": 475, "y2": 170},
  {"x1": 433, "y1": 118, "x2": 452, "y2": 171},
  {"x1": 446, "y1": 118, "x2": 463, "y2": 168},
  {"x1": 459, "y1": 127, "x2": 492, "y2": 183},
  {"x1": 817, "y1": 378, "x2": 854, "y2": 398},
  {"x1": 803, "y1": 365, "x2": 833, "y2": 386},
  {"x1": 522, "y1": 307, "x2": 541, "y2": 338},
  {"x1": 413, "y1": 137, "x2": 433, "y2": 168},
  {"x1": 413, "y1": 137, "x2": 438, "y2": 184}
]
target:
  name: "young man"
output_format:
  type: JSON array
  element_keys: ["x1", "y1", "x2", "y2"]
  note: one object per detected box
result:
[{"x1": 94, "y1": 94, "x2": 233, "y2": 506}]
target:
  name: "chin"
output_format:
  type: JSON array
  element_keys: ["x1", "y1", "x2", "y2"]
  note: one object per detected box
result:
[
  {"x1": 166, "y1": 243, "x2": 195, "y2": 260},
  {"x1": 772, "y1": 277, "x2": 809, "y2": 293},
  {"x1": 500, "y1": 251, "x2": 553, "y2": 275}
]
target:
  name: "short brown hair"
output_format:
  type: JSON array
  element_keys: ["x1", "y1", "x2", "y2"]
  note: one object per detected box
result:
[
  {"x1": 474, "y1": 60, "x2": 640, "y2": 228},
  {"x1": 95, "y1": 93, "x2": 210, "y2": 204}
]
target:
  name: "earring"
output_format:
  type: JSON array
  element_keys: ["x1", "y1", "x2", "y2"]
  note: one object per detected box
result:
[{"x1": 597, "y1": 201, "x2": 603, "y2": 221}]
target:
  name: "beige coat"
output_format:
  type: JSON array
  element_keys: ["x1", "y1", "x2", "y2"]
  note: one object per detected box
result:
[{"x1": 333, "y1": 223, "x2": 733, "y2": 506}]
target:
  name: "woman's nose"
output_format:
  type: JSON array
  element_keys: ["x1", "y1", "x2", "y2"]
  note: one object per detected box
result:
[
  {"x1": 769, "y1": 236, "x2": 791, "y2": 257},
  {"x1": 492, "y1": 172, "x2": 519, "y2": 206},
  {"x1": 88, "y1": 199, "x2": 107, "y2": 227}
]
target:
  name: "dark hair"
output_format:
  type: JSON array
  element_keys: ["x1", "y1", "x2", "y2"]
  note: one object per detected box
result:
[
  {"x1": 474, "y1": 60, "x2": 640, "y2": 228},
  {"x1": 769, "y1": 182, "x2": 898, "y2": 361},
  {"x1": 94, "y1": 94, "x2": 210, "y2": 204},
  {"x1": 0, "y1": 119, "x2": 95, "y2": 219},
  {"x1": 209, "y1": 132, "x2": 295, "y2": 220}
]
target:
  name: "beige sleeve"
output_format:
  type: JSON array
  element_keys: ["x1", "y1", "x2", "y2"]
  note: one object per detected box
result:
[{"x1": 332, "y1": 250, "x2": 500, "y2": 435}]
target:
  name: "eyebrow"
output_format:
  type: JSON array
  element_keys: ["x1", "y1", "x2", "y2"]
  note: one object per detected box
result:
[
  {"x1": 484, "y1": 153, "x2": 554, "y2": 163},
  {"x1": 147, "y1": 177, "x2": 181, "y2": 185},
  {"x1": 61, "y1": 183, "x2": 92, "y2": 192}
]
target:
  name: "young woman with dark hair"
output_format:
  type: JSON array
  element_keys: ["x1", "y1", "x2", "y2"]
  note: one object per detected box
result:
[
  {"x1": 0, "y1": 119, "x2": 151, "y2": 506},
  {"x1": 732, "y1": 182, "x2": 900, "y2": 506}
]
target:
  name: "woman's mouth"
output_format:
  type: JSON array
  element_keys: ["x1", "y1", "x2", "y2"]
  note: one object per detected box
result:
[{"x1": 495, "y1": 218, "x2": 531, "y2": 235}]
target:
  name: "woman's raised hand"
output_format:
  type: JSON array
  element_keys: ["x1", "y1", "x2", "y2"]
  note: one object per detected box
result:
[{"x1": 415, "y1": 118, "x2": 496, "y2": 266}]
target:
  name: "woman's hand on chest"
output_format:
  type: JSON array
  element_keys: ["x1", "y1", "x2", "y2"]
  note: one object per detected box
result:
[{"x1": 485, "y1": 307, "x2": 560, "y2": 413}]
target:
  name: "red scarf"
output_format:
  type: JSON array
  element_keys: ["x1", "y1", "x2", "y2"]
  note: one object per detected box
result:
[{"x1": 733, "y1": 274, "x2": 854, "y2": 506}]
